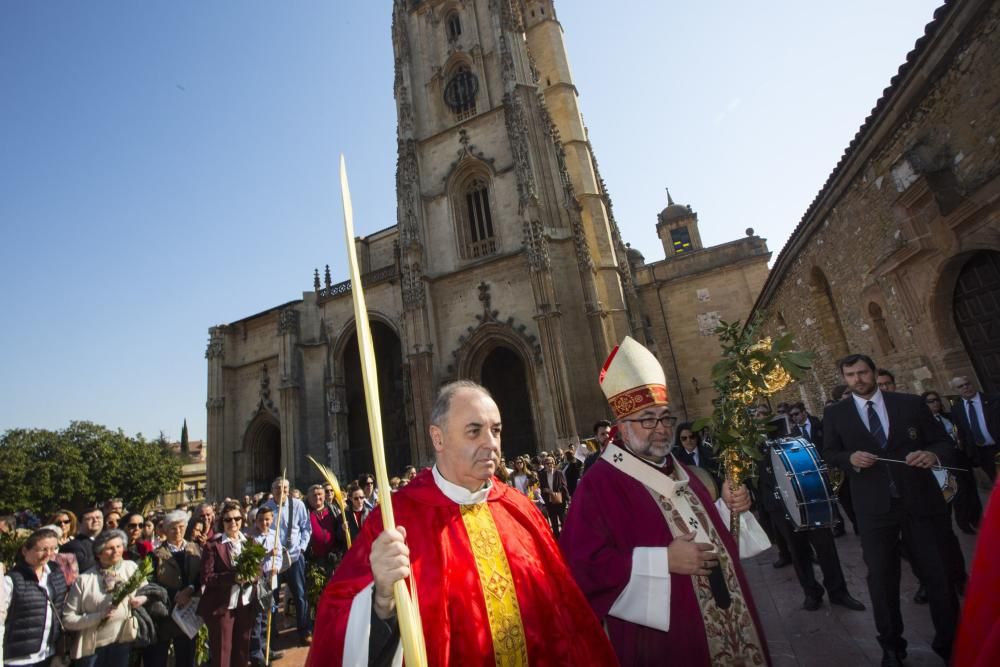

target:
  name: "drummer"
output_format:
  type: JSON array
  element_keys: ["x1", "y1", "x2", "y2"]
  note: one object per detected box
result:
[{"x1": 758, "y1": 427, "x2": 866, "y2": 613}]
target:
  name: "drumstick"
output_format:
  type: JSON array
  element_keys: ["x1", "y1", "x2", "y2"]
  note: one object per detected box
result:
[{"x1": 874, "y1": 457, "x2": 966, "y2": 472}]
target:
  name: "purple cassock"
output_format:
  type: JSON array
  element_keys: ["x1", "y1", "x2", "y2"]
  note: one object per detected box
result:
[{"x1": 560, "y1": 454, "x2": 771, "y2": 667}]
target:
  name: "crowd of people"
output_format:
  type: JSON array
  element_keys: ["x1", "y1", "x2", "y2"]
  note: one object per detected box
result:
[{"x1": 1, "y1": 343, "x2": 996, "y2": 666}]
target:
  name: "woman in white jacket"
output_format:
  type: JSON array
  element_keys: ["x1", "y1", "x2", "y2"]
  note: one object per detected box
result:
[{"x1": 62, "y1": 529, "x2": 146, "y2": 667}]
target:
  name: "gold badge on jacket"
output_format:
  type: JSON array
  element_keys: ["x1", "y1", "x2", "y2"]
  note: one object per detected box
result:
[{"x1": 908, "y1": 427, "x2": 918, "y2": 440}]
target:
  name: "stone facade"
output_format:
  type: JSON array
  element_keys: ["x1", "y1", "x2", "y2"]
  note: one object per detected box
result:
[
  {"x1": 751, "y1": 0, "x2": 1000, "y2": 413},
  {"x1": 205, "y1": 0, "x2": 768, "y2": 498},
  {"x1": 630, "y1": 199, "x2": 771, "y2": 422}
]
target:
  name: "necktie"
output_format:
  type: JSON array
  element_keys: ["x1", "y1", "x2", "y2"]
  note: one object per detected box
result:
[
  {"x1": 867, "y1": 400, "x2": 897, "y2": 497},
  {"x1": 867, "y1": 401, "x2": 887, "y2": 448},
  {"x1": 968, "y1": 400, "x2": 987, "y2": 446}
]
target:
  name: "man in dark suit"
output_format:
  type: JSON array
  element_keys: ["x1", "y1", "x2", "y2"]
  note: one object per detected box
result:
[
  {"x1": 791, "y1": 401, "x2": 856, "y2": 536},
  {"x1": 583, "y1": 420, "x2": 612, "y2": 474},
  {"x1": 671, "y1": 422, "x2": 720, "y2": 485},
  {"x1": 949, "y1": 375, "x2": 999, "y2": 481},
  {"x1": 758, "y1": 418, "x2": 864, "y2": 613},
  {"x1": 539, "y1": 454, "x2": 569, "y2": 537},
  {"x1": 561, "y1": 449, "x2": 583, "y2": 497},
  {"x1": 823, "y1": 354, "x2": 958, "y2": 666}
]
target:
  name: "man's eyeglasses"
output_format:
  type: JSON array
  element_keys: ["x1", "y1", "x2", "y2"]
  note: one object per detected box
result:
[
  {"x1": 222, "y1": 516, "x2": 242, "y2": 523},
  {"x1": 679, "y1": 434, "x2": 696, "y2": 441},
  {"x1": 126, "y1": 523, "x2": 143, "y2": 529},
  {"x1": 926, "y1": 397, "x2": 941, "y2": 403},
  {"x1": 620, "y1": 415, "x2": 677, "y2": 430}
]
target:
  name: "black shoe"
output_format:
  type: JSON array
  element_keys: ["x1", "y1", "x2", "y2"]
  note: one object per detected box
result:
[
  {"x1": 881, "y1": 650, "x2": 903, "y2": 667},
  {"x1": 832, "y1": 525, "x2": 846, "y2": 537},
  {"x1": 913, "y1": 585, "x2": 928, "y2": 604},
  {"x1": 773, "y1": 555, "x2": 792, "y2": 569},
  {"x1": 802, "y1": 595, "x2": 823, "y2": 611},
  {"x1": 829, "y1": 592, "x2": 866, "y2": 611}
]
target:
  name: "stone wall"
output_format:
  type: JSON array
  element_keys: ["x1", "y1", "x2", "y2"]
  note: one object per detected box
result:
[{"x1": 753, "y1": 0, "x2": 1000, "y2": 413}]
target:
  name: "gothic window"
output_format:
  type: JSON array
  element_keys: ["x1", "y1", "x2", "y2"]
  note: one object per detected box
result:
[
  {"x1": 670, "y1": 226, "x2": 693, "y2": 254},
  {"x1": 453, "y1": 173, "x2": 498, "y2": 259},
  {"x1": 444, "y1": 65, "x2": 478, "y2": 122},
  {"x1": 868, "y1": 302, "x2": 896, "y2": 354},
  {"x1": 446, "y1": 12, "x2": 461, "y2": 41}
]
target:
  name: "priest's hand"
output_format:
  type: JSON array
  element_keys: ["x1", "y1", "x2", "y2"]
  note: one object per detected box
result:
[
  {"x1": 721, "y1": 480, "x2": 752, "y2": 514},
  {"x1": 667, "y1": 532, "x2": 718, "y2": 577},
  {"x1": 370, "y1": 526, "x2": 409, "y2": 620}
]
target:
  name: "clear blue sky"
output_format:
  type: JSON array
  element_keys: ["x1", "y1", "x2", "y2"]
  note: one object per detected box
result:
[{"x1": 0, "y1": 1, "x2": 942, "y2": 442}]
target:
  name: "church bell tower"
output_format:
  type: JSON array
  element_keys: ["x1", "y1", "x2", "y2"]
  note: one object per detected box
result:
[{"x1": 391, "y1": 0, "x2": 637, "y2": 450}]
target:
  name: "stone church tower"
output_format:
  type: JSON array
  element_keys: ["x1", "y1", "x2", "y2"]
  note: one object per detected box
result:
[
  {"x1": 390, "y1": 0, "x2": 638, "y2": 454},
  {"x1": 205, "y1": 0, "x2": 659, "y2": 498}
]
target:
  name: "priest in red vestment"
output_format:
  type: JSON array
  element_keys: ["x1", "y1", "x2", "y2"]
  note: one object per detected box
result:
[
  {"x1": 306, "y1": 380, "x2": 619, "y2": 667},
  {"x1": 561, "y1": 337, "x2": 771, "y2": 666},
  {"x1": 953, "y1": 477, "x2": 1000, "y2": 667}
]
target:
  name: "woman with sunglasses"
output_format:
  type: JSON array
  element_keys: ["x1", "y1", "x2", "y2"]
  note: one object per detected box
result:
[
  {"x1": 197, "y1": 502, "x2": 257, "y2": 667},
  {"x1": 922, "y1": 390, "x2": 982, "y2": 532},
  {"x1": 48, "y1": 510, "x2": 76, "y2": 546},
  {"x1": 122, "y1": 513, "x2": 154, "y2": 562}
]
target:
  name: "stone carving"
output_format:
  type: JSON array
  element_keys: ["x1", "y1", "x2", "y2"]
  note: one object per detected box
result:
[
  {"x1": 206, "y1": 397, "x2": 225, "y2": 410},
  {"x1": 442, "y1": 130, "x2": 496, "y2": 185},
  {"x1": 446, "y1": 282, "x2": 543, "y2": 375},
  {"x1": 503, "y1": 93, "x2": 537, "y2": 212},
  {"x1": 571, "y1": 217, "x2": 595, "y2": 272},
  {"x1": 257, "y1": 364, "x2": 278, "y2": 416},
  {"x1": 498, "y1": 33, "x2": 516, "y2": 83},
  {"x1": 396, "y1": 138, "x2": 422, "y2": 246},
  {"x1": 397, "y1": 84, "x2": 414, "y2": 135},
  {"x1": 490, "y1": 0, "x2": 523, "y2": 33},
  {"x1": 205, "y1": 327, "x2": 225, "y2": 359},
  {"x1": 402, "y1": 261, "x2": 426, "y2": 308},
  {"x1": 522, "y1": 219, "x2": 551, "y2": 271},
  {"x1": 391, "y1": 2, "x2": 410, "y2": 54},
  {"x1": 697, "y1": 312, "x2": 722, "y2": 336},
  {"x1": 278, "y1": 308, "x2": 299, "y2": 336}
]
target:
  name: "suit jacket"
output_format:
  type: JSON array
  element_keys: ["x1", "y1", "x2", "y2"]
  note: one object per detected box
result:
[
  {"x1": 950, "y1": 392, "x2": 1000, "y2": 456},
  {"x1": 671, "y1": 444, "x2": 720, "y2": 483},
  {"x1": 791, "y1": 415, "x2": 823, "y2": 444},
  {"x1": 197, "y1": 535, "x2": 253, "y2": 619},
  {"x1": 538, "y1": 468, "x2": 568, "y2": 508},
  {"x1": 822, "y1": 391, "x2": 952, "y2": 517},
  {"x1": 60, "y1": 536, "x2": 96, "y2": 574},
  {"x1": 562, "y1": 459, "x2": 583, "y2": 496}
]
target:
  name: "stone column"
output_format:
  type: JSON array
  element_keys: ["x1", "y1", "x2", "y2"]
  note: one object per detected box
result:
[
  {"x1": 205, "y1": 326, "x2": 227, "y2": 500},
  {"x1": 277, "y1": 308, "x2": 302, "y2": 484}
]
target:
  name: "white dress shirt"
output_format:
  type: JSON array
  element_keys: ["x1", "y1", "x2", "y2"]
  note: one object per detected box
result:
[{"x1": 852, "y1": 389, "x2": 890, "y2": 437}]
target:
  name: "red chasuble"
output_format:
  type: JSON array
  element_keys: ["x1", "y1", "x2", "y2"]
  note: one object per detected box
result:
[
  {"x1": 954, "y1": 479, "x2": 1000, "y2": 667},
  {"x1": 560, "y1": 458, "x2": 770, "y2": 667},
  {"x1": 306, "y1": 469, "x2": 619, "y2": 666}
]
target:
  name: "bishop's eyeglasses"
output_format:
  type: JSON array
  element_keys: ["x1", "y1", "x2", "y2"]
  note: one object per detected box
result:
[{"x1": 620, "y1": 415, "x2": 678, "y2": 430}]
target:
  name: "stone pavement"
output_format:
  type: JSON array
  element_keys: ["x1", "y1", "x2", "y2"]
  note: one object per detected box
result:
[
  {"x1": 269, "y1": 515, "x2": 980, "y2": 667},
  {"x1": 744, "y1": 518, "x2": 977, "y2": 667}
]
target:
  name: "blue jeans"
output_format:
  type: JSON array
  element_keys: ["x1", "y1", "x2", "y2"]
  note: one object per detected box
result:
[
  {"x1": 281, "y1": 557, "x2": 312, "y2": 638},
  {"x1": 72, "y1": 642, "x2": 131, "y2": 667},
  {"x1": 250, "y1": 596, "x2": 278, "y2": 661}
]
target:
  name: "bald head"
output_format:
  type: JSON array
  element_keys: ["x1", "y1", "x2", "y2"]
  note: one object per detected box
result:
[
  {"x1": 951, "y1": 376, "x2": 978, "y2": 400},
  {"x1": 429, "y1": 380, "x2": 494, "y2": 429}
]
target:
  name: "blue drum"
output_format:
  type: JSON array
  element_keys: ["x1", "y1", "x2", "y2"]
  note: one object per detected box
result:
[{"x1": 769, "y1": 436, "x2": 836, "y2": 531}]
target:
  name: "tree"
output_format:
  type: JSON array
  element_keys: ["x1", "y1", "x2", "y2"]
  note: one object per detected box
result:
[
  {"x1": 0, "y1": 421, "x2": 182, "y2": 515},
  {"x1": 180, "y1": 418, "x2": 190, "y2": 458}
]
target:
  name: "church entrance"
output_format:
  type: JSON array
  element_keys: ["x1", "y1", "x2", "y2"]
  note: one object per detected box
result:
[
  {"x1": 343, "y1": 321, "x2": 411, "y2": 480},
  {"x1": 245, "y1": 415, "x2": 281, "y2": 493},
  {"x1": 480, "y1": 345, "x2": 537, "y2": 459},
  {"x1": 953, "y1": 249, "x2": 1000, "y2": 391}
]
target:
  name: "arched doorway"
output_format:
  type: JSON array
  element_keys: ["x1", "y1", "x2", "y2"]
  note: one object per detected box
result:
[
  {"x1": 953, "y1": 250, "x2": 1000, "y2": 391},
  {"x1": 342, "y1": 321, "x2": 411, "y2": 480},
  {"x1": 480, "y1": 345, "x2": 537, "y2": 458},
  {"x1": 245, "y1": 415, "x2": 280, "y2": 494}
]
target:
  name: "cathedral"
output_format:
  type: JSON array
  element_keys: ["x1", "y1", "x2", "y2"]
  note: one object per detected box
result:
[{"x1": 205, "y1": 0, "x2": 768, "y2": 498}]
